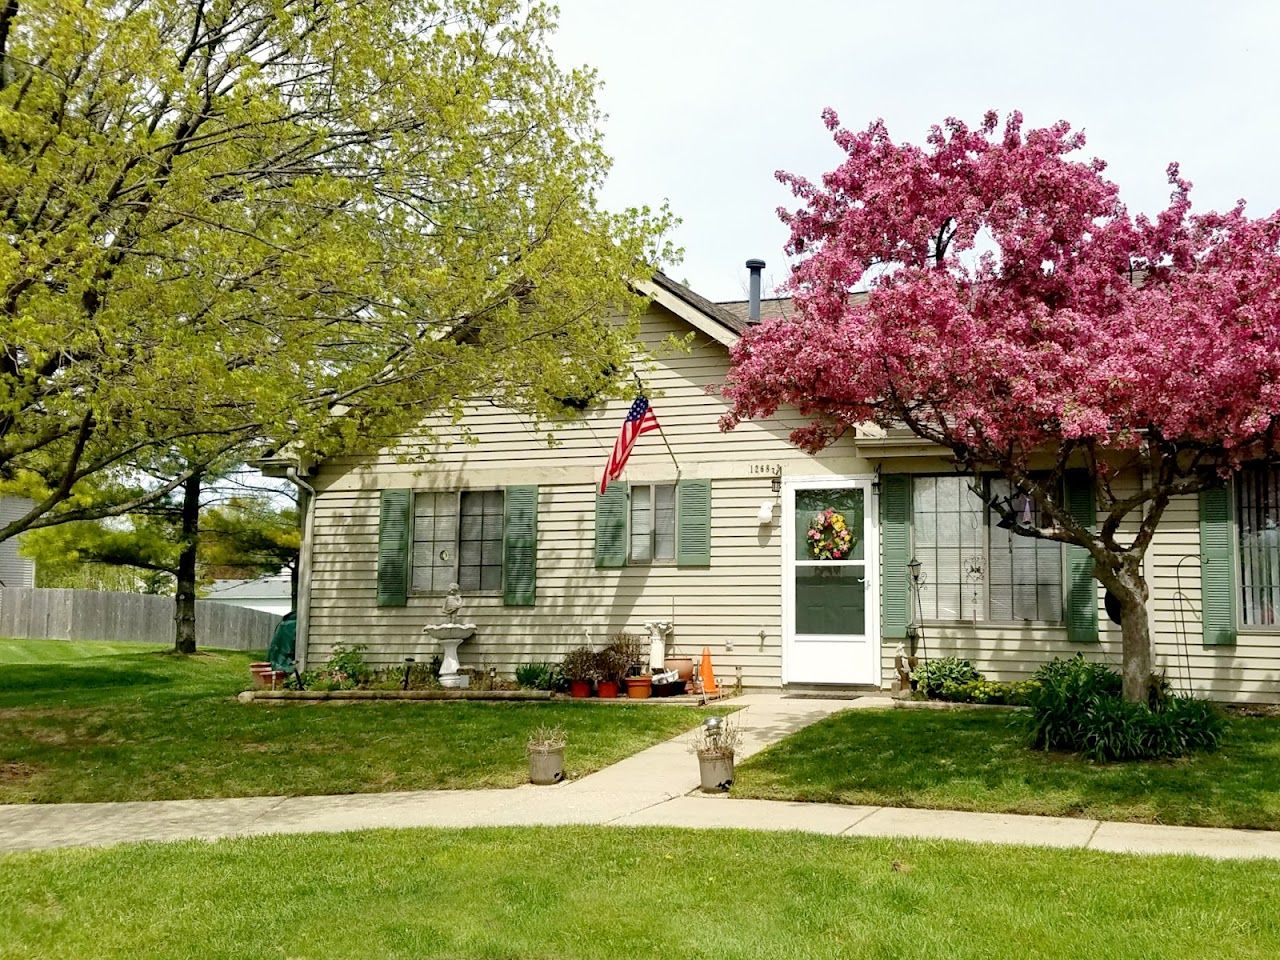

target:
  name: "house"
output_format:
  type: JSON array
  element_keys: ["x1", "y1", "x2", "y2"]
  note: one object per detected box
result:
[
  {"x1": 204, "y1": 573, "x2": 294, "y2": 617},
  {"x1": 268, "y1": 264, "x2": 1280, "y2": 703},
  {"x1": 0, "y1": 497, "x2": 36, "y2": 588}
]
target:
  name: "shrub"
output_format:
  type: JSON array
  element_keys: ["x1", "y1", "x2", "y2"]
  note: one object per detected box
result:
[
  {"x1": 561, "y1": 646, "x2": 598, "y2": 683},
  {"x1": 605, "y1": 633, "x2": 647, "y2": 675},
  {"x1": 937, "y1": 678, "x2": 1037, "y2": 706},
  {"x1": 1026, "y1": 654, "x2": 1226, "y2": 761},
  {"x1": 515, "y1": 662, "x2": 564, "y2": 691},
  {"x1": 914, "y1": 657, "x2": 983, "y2": 698},
  {"x1": 325, "y1": 643, "x2": 372, "y2": 687},
  {"x1": 594, "y1": 645, "x2": 632, "y2": 685}
]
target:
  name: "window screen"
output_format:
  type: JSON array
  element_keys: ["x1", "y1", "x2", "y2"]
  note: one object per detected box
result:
[
  {"x1": 412, "y1": 490, "x2": 504, "y2": 592},
  {"x1": 459, "y1": 490, "x2": 504, "y2": 592},
  {"x1": 1238, "y1": 466, "x2": 1280, "y2": 626},
  {"x1": 412, "y1": 492, "x2": 457, "y2": 593},
  {"x1": 629, "y1": 483, "x2": 677, "y2": 564}
]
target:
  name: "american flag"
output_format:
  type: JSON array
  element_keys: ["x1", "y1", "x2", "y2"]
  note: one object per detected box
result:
[{"x1": 599, "y1": 395, "x2": 660, "y2": 494}]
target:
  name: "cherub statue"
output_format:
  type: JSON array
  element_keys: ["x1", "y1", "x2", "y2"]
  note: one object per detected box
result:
[{"x1": 442, "y1": 583, "x2": 462, "y2": 621}]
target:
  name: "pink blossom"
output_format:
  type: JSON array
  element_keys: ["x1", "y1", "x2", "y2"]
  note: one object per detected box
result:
[{"x1": 721, "y1": 109, "x2": 1280, "y2": 468}]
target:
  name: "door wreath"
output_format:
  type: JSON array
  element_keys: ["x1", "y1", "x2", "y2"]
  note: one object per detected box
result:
[{"x1": 807, "y1": 508, "x2": 853, "y2": 560}]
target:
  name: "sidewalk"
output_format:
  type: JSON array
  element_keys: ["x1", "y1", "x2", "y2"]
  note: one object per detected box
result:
[{"x1": 3, "y1": 693, "x2": 1279, "y2": 860}]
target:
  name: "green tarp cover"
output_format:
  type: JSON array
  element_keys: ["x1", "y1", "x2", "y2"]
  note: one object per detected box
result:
[{"x1": 268, "y1": 614, "x2": 297, "y2": 673}]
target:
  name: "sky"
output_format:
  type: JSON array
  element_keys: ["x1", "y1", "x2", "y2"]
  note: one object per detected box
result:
[{"x1": 550, "y1": 0, "x2": 1280, "y2": 302}]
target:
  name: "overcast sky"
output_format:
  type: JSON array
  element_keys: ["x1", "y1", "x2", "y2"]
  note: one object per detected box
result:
[{"x1": 551, "y1": 0, "x2": 1280, "y2": 302}]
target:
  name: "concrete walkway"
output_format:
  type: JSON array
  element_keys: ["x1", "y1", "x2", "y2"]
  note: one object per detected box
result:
[{"x1": 3, "y1": 693, "x2": 1279, "y2": 860}]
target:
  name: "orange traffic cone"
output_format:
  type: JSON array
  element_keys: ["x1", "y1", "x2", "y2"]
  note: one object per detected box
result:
[{"x1": 698, "y1": 647, "x2": 719, "y2": 699}]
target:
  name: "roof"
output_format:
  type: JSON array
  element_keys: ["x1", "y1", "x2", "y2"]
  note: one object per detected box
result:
[
  {"x1": 718, "y1": 296, "x2": 797, "y2": 324},
  {"x1": 206, "y1": 574, "x2": 292, "y2": 601},
  {"x1": 649, "y1": 272, "x2": 752, "y2": 336}
]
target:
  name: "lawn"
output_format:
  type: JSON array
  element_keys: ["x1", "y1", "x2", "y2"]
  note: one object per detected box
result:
[
  {"x1": 0, "y1": 639, "x2": 717, "y2": 803},
  {"x1": 732, "y1": 708, "x2": 1280, "y2": 830},
  {"x1": 2, "y1": 826, "x2": 1277, "y2": 959}
]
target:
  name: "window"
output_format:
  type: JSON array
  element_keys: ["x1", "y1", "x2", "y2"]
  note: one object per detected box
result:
[
  {"x1": 911, "y1": 475, "x2": 1063, "y2": 623},
  {"x1": 629, "y1": 483, "x2": 676, "y2": 564},
  {"x1": 412, "y1": 490, "x2": 503, "y2": 593},
  {"x1": 987, "y1": 478, "x2": 1064, "y2": 622},
  {"x1": 1237, "y1": 466, "x2": 1280, "y2": 626}
]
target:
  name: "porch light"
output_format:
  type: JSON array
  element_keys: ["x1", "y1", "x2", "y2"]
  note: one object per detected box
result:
[{"x1": 907, "y1": 556, "x2": 923, "y2": 583}]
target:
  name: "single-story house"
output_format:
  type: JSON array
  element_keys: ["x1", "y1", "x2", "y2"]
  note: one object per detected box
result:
[
  {"x1": 205, "y1": 573, "x2": 294, "y2": 617},
  {"x1": 266, "y1": 266, "x2": 1280, "y2": 703}
]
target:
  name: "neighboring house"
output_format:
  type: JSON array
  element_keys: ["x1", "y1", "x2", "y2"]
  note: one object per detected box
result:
[
  {"x1": 265, "y1": 267, "x2": 1280, "y2": 702},
  {"x1": 205, "y1": 573, "x2": 294, "y2": 617},
  {"x1": 0, "y1": 497, "x2": 36, "y2": 588}
]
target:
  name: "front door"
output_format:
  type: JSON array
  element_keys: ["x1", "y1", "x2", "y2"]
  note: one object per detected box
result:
[{"x1": 782, "y1": 478, "x2": 880, "y2": 686}]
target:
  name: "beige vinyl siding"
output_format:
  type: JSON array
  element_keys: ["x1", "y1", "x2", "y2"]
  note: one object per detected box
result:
[
  {"x1": 877, "y1": 476, "x2": 1280, "y2": 703},
  {"x1": 304, "y1": 297, "x2": 1280, "y2": 702},
  {"x1": 305, "y1": 302, "x2": 873, "y2": 688}
]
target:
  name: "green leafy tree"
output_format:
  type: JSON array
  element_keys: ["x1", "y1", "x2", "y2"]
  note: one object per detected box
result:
[
  {"x1": 201, "y1": 497, "x2": 300, "y2": 584},
  {"x1": 22, "y1": 472, "x2": 299, "y2": 652},
  {"x1": 0, "y1": 0, "x2": 672, "y2": 542}
]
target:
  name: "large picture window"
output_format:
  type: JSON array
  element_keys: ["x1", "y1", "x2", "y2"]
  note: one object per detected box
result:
[
  {"x1": 412, "y1": 490, "x2": 504, "y2": 593},
  {"x1": 911, "y1": 475, "x2": 1063, "y2": 623},
  {"x1": 1237, "y1": 466, "x2": 1280, "y2": 626}
]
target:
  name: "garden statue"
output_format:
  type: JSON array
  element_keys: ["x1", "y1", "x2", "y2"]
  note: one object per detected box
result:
[
  {"x1": 442, "y1": 583, "x2": 463, "y2": 619},
  {"x1": 422, "y1": 583, "x2": 476, "y2": 688}
]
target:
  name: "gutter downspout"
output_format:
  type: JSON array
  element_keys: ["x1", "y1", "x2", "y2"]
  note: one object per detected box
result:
[{"x1": 285, "y1": 466, "x2": 316, "y2": 671}]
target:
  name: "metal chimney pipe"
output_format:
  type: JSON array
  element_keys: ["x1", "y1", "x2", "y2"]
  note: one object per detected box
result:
[{"x1": 745, "y1": 258, "x2": 766, "y2": 323}]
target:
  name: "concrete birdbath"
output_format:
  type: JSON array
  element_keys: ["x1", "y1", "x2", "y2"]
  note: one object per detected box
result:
[{"x1": 423, "y1": 584, "x2": 476, "y2": 689}]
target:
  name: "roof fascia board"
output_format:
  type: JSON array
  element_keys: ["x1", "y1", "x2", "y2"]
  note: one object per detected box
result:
[{"x1": 633, "y1": 278, "x2": 739, "y2": 348}]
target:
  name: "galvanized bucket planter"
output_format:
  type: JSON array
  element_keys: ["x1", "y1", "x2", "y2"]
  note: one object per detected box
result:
[
  {"x1": 697, "y1": 749, "x2": 734, "y2": 793},
  {"x1": 528, "y1": 745, "x2": 565, "y2": 785}
]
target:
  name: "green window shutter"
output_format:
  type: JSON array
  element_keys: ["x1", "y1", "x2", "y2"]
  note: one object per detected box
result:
[
  {"x1": 1200, "y1": 486, "x2": 1237, "y2": 646},
  {"x1": 595, "y1": 482, "x2": 628, "y2": 568},
  {"x1": 377, "y1": 489, "x2": 411, "y2": 607},
  {"x1": 1063, "y1": 471, "x2": 1099, "y2": 643},
  {"x1": 879, "y1": 475, "x2": 911, "y2": 640},
  {"x1": 676, "y1": 479, "x2": 712, "y2": 566},
  {"x1": 503, "y1": 485, "x2": 538, "y2": 606}
]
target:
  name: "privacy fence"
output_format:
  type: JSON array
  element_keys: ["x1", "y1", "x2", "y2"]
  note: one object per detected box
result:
[{"x1": 0, "y1": 587, "x2": 280, "y2": 651}]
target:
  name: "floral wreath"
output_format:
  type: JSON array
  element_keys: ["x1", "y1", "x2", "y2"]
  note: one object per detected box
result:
[{"x1": 807, "y1": 508, "x2": 853, "y2": 560}]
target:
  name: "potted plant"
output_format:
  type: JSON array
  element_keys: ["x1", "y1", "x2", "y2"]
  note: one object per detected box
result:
[
  {"x1": 691, "y1": 716, "x2": 740, "y2": 793},
  {"x1": 527, "y1": 725, "x2": 567, "y2": 784},
  {"x1": 561, "y1": 646, "x2": 597, "y2": 698},
  {"x1": 625, "y1": 673, "x2": 653, "y2": 699},
  {"x1": 594, "y1": 646, "x2": 630, "y2": 699},
  {"x1": 663, "y1": 647, "x2": 696, "y2": 690}
]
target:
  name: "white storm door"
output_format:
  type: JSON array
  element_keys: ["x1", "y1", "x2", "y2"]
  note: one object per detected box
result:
[{"x1": 782, "y1": 478, "x2": 879, "y2": 685}]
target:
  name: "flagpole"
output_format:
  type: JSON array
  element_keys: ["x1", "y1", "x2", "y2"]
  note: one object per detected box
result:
[
  {"x1": 634, "y1": 374, "x2": 679, "y2": 475},
  {"x1": 656, "y1": 419, "x2": 680, "y2": 476}
]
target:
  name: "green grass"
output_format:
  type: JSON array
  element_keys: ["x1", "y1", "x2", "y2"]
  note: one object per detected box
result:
[
  {"x1": 2, "y1": 826, "x2": 1278, "y2": 959},
  {"x1": 0, "y1": 639, "x2": 717, "y2": 803},
  {"x1": 733, "y1": 708, "x2": 1280, "y2": 830}
]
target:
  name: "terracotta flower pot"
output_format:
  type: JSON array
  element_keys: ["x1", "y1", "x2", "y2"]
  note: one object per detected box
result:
[
  {"x1": 625, "y1": 676, "x2": 653, "y2": 700},
  {"x1": 596, "y1": 680, "x2": 620, "y2": 699},
  {"x1": 664, "y1": 657, "x2": 695, "y2": 682},
  {"x1": 569, "y1": 679, "x2": 592, "y2": 699},
  {"x1": 249, "y1": 663, "x2": 273, "y2": 688}
]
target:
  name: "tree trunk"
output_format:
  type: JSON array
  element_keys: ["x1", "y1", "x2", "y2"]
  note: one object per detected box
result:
[
  {"x1": 173, "y1": 472, "x2": 201, "y2": 655},
  {"x1": 1109, "y1": 568, "x2": 1153, "y2": 703}
]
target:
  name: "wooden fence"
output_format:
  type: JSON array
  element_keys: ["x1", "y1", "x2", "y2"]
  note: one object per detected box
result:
[{"x1": 0, "y1": 587, "x2": 281, "y2": 651}]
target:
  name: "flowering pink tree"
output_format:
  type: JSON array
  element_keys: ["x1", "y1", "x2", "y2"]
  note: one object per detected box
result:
[{"x1": 723, "y1": 110, "x2": 1280, "y2": 702}]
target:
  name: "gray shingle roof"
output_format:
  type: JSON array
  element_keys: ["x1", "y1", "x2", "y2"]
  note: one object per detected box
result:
[{"x1": 650, "y1": 272, "x2": 751, "y2": 336}]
